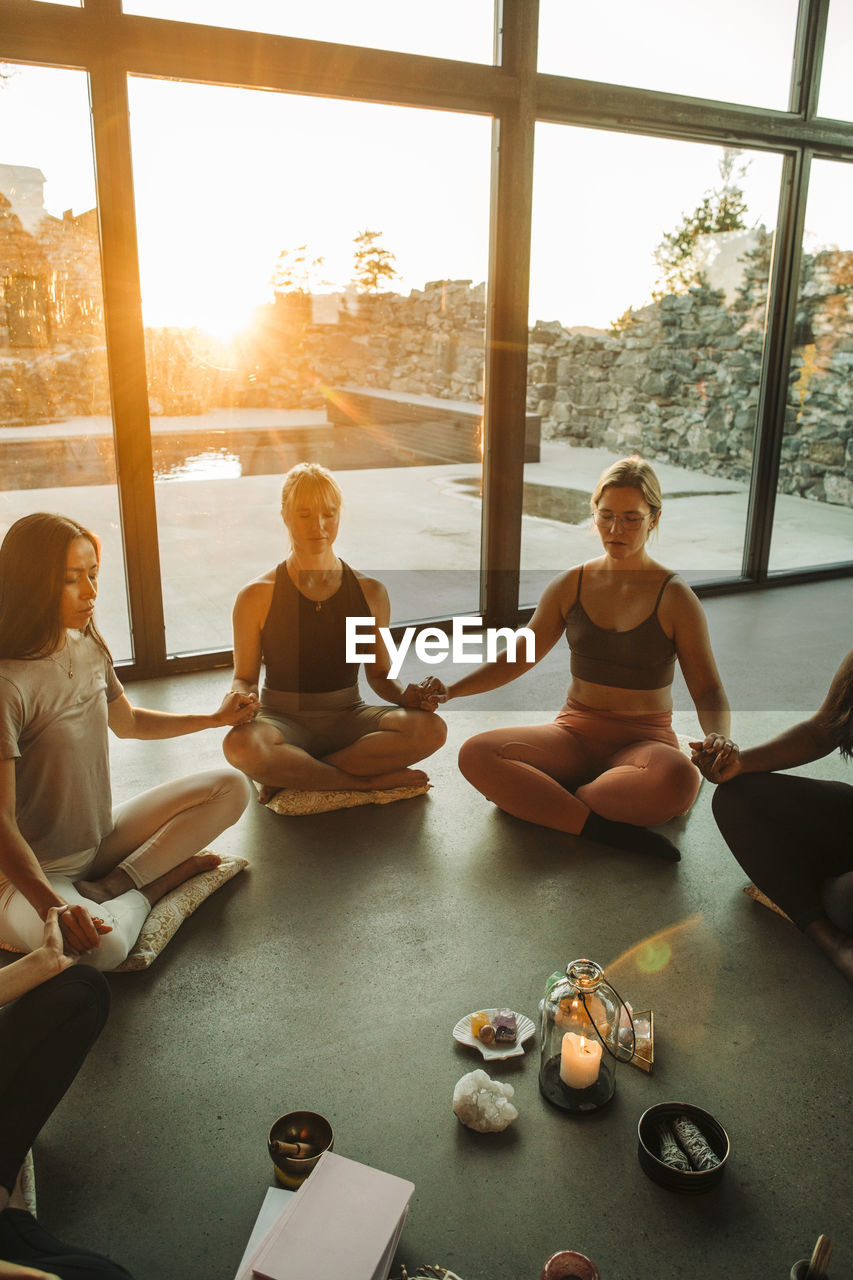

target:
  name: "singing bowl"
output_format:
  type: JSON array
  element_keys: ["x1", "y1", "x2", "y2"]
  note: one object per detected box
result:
[
  {"x1": 637, "y1": 1101, "x2": 729, "y2": 1194},
  {"x1": 540, "y1": 1250, "x2": 601, "y2": 1280},
  {"x1": 268, "y1": 1110, "x2": 333, "y2": 1188}
]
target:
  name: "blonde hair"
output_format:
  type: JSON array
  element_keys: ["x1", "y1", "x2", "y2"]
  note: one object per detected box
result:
[
  {"x1": 591, "y1": 455, "x2": 663, "y2": 522},
  {"x1": 280, "y1": 463, "x2": 343, "y2": 528}
]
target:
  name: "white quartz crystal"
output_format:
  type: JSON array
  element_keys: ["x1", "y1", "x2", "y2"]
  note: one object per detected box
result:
[{"x1": 452, "y1": 1068, "x2": 519, "y2": 1133}]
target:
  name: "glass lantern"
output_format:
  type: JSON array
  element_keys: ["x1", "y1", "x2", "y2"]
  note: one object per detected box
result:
[{"x1": 539, "y1": 958, "x2": 635, "y2": 1113}]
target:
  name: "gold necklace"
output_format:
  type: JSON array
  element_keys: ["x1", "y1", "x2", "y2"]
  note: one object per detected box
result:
[
  {"x1": 289, "y1": 558, "x2": 339, "y2": 612},
  {"x1": 47, "y1": 646, "x2": 73, "y2": 679}
]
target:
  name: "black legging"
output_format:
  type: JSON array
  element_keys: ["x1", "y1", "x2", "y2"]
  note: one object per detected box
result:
[
  {"x1": 0, "y1": 964, "x2": 133, "y2": 1280},
  {"x1": 712, "y1": 772, "x2": 853, "y2": 932}
]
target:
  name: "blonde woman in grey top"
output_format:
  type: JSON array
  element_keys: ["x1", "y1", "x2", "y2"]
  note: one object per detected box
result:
[{"x1": 0, "y1": 513, "x2": 256, "y2": 971}]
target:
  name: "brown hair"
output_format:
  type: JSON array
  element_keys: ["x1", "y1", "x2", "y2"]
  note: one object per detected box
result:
[
  {"x1": 0, "y1": 513, "x2": 111, "y2": 660},
  {"x1": 280, "y1": 463, "x2": 343, "y2": 530}
]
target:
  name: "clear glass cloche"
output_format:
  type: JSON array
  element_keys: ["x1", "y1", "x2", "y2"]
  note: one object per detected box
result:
[{"x1": 539, "y1": 958, "x2": 635, "y2": 1112}]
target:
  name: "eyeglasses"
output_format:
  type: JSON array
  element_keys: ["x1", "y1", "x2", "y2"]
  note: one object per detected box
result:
[{"x1": 592, "y1": 509, "x2": 650, "y2": 531}]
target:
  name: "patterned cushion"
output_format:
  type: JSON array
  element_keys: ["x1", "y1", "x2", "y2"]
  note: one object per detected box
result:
[
  {"x1": 743, "y1": 882, "x2": 794, "y2": 924},
  {"x1": 261, "y1": 782, "x2": 430, "y2": 816},
  {"x1": 114, "y1": 854, "x2": 247, "y2": 971},
  {"x1": 1, "y1": 854, "x2": 247, "y2": 968}
]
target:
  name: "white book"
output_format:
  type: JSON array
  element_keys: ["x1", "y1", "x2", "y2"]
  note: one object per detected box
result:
[
  {"x1": 233, "y1": 1189, "x2": 296, "y2": 1279},
  {"x1": 248, "y1": 1150, "x2": 414, "y2": 1280}
]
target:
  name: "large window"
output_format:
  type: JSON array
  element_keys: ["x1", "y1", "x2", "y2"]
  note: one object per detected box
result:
[
  {"x1": 537, "y1": 0, "x2": 799, "y2": 109},
  {"x1": 128, "y1": 77, "x2": 492, "y2": 655},
  {"x1": 0, "y1": 63, "x2": 132, "y2": 661},
  {"x1": 818, "y1": 1, "x2": 853, "y2": 122},
  {"x1": 2, "y1": 1, "x2": 851, "y2": 675},
  {"x1": 770, "y1": 157, "x2": 853, "y2": 573},
  {"x1": 522, "y1": 128, "x2": 783, "y2": 602}
]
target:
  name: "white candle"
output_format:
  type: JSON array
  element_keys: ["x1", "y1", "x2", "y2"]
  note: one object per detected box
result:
[{"x1": 559, "y1": 1031, "x2": 602, "y2": 1089}]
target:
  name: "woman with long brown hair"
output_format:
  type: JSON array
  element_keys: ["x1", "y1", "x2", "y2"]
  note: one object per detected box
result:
[{"x1": 0, "y1": 513, "x2": 255, "y2": 970}]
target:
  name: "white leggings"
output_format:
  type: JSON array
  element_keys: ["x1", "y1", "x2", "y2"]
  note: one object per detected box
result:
[{"x1": 0, "y1": 768, "x2": 251, "y2": 971}]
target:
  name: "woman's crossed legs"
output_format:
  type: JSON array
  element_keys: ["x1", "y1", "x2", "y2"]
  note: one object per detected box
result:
[
  {"x1": 458, "y1": 703, "x2": 699, "y2": 859},
  {"x1": 225, "y1": 693, "x2": 446, "y2": 801},
  {"x1": 0, "y1": 769, "x2": 250, "y2": 969}
]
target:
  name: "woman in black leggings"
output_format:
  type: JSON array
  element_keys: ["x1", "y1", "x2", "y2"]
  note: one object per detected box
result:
[
  {"x1": 0, "y1": 908, "x2": 133, "y2": 1280},
  {"x1": 691, "y1": 646, "x2": 853, "y2": 985}
]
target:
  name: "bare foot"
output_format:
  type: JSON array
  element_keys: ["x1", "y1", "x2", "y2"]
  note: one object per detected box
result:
[
  {"x1": 358, "y1": 767, "x2": 429, "y2": 791},
  {"x1": 76, "y1": 867, "x2": 135, "y2": 904},
  {"x1": 141, "y1": 852, "x2": 221, "y2": 906},
  {"x1": 258, "y1": 784, "x2": 281, "y2": 806}
]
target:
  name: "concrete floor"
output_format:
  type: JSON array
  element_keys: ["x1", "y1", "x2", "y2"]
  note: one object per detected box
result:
[{"x1": 12, "y1": 577, "x2": 853, "y2": 1280}]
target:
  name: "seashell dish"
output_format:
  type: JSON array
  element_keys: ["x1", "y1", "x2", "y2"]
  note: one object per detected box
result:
[{"x1": 452, "y1": 1008, "x2": 535, "y2": 1061}]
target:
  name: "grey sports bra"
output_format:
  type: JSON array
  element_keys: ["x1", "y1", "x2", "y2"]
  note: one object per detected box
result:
[{"x1": 563, "y1": 567, "x2": 677, "y2": 690}]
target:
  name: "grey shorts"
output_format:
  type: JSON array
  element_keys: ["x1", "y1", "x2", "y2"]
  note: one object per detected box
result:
[{"x1": 257, "y1": 685, "x2": 392, "y2": 758}]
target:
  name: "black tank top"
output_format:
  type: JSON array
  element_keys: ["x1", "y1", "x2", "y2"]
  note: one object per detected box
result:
[
  {"x1": 564, "y1": 567, "x2": 677, "y2": 691},
  {"x1": 261, "y1": 560, "x2": 371, "y2": 693}
]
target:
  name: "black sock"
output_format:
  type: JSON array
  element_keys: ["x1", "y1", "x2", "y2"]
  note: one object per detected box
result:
[{"x1": 582, "y1": 812, "x2": 681, "y2": 862}]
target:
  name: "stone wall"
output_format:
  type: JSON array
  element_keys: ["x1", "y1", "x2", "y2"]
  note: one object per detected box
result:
[
  {"x1": 0, "y1": 196, "x2": 109, "y2": 424},
  {"x1": 241, "y1": 280, "x2": 487, "y2": 410},
  {"x1": 2, "y1": 209, "x2": 851, "y2": 505},
  {"x1": 526, "y1": 241, "x2": 853, "y2": 506}
]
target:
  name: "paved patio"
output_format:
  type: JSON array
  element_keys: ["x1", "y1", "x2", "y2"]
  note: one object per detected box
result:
[{"x1": 0, "y1": 412, "x2": 851, "y2": 662}]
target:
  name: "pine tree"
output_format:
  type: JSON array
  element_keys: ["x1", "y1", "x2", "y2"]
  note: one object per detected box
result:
[
  {"x1": 351, "y1": 228, "x2": 398, "y2": 294},
  {"x1": 653, "y1": 149, "x2": 749, "y2": 295},
  {"x1": 270, "y1": 245, "x2": 325, "y2": 296}
]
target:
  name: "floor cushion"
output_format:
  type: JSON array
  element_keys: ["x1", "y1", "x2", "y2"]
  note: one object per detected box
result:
[
  {"x1": 114, "y1": 854, "x2": 247, "y2": 971},
  {"x1": 259, "y1": 781, "x2": 430, "y2": 816}
]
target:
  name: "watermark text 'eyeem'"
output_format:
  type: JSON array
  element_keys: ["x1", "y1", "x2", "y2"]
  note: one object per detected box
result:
[{"x1": 346, "y1": 615, "x2": 535, "y2": 680}]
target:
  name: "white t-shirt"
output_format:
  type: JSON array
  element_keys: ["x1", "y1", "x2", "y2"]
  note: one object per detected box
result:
[{"x1": 0, "y1": 631, "x2": 124, "y2": 864}]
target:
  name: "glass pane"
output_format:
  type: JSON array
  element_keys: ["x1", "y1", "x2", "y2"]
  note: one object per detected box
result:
[
  {"x1": 0, "y1": 64, "x2": 132, "y2": 661},
  {"x1": 122, "y1": 0, "x2": 494, "y2": 63},
  {"x1": 769, "y1": 158, "x2": 853, "y2": 573},
  {"x1": 818, "y1": 2, "x2": 853, "y2": 121},
  {"x1": 523, "y1": 126, "x2": 784, "y2": 604},
  {"x1": 538, "y1": 0, "x2": 799, "y2": 109},
  {"x1": 128, "y1": 76, "x2": 491, "y2": 656}
]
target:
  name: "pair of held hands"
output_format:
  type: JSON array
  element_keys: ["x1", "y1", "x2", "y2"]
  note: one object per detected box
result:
[
  {"x1": 213, "y1": 690, "x2": 259, "y2": 726},
  {"x1": 689, "y1": 733, "x2": 741, "y2": 783},
  {"x1": 406, "y1": 676, "x2": 448, "y2": 712}
]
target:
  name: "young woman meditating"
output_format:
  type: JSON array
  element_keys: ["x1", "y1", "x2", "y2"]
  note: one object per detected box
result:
[
  {"x1": 693, "y1": 646, "x2": 853, "y2": 984},
  {"x1": 0, "y1": 513, "x2": 256, "y2": 971},
  {"x1": 424, "y1": 456, "x2": 731, "y2": 861},
  {"x1": 223, "y1": 462, "x2": 446, "y2": 803}
]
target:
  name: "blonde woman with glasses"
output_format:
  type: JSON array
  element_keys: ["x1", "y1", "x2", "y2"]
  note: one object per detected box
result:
[{"x1": 425, "y1": 456, "x2": 731, "y2": 861}]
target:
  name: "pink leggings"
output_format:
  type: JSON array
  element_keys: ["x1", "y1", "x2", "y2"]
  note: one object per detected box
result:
[{"x1": 457, "y1": 699, "x2": 701, "y2": 835}]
